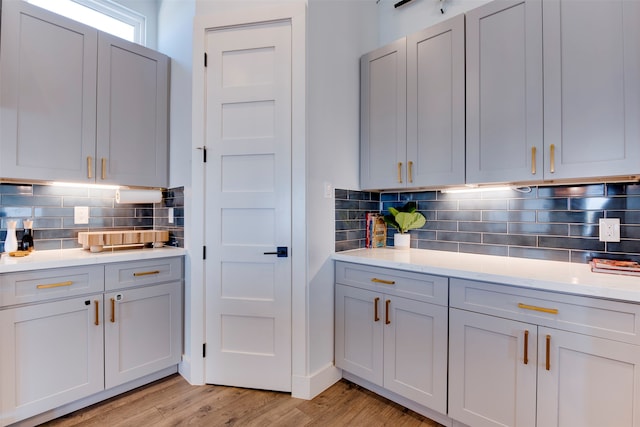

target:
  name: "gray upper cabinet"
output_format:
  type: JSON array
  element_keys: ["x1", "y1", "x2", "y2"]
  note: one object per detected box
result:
[
  {"x1": 543, "y1": 0, "x2": 640, "y2": 180},
  {"x1": 466, "y1": 0, "x2": 543, "y2": 185},
  {"x1": 361, "y1": 15, "x2": 464, "y2": 191},
  {"x1": 407, "y1": 14, "x2": 465, "y2": 187},
  {"x1": 360, "y1": 39, "x2": 407, "y2": 191},
  {"x1": 97, "y1": 33, "x2": 169, "y2": 188},
  {"x1": 0, "y1": 1, "x2": 169, "y2": 188},
  {"x1": 0, "y1": 1, "x2": 98, "y2": 183}
]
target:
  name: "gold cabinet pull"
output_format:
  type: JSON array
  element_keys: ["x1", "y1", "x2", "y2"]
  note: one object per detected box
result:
[
  {"x1": 531, "y1": 147, "x2": 537, "y2": 175},
  {"x1": 101, "y1": 158, "x2": 107, "y2": 180},
  {"x1": 87, "y1": 156, "x2": 93, "y2": 179},
  {"x1": 36, "y1": 280, "x2": 73, "y2": 289},
  {"x1": 94, "y1": 300, "x2": 100, "y2": 326},
  {"x1": 397, "y1": 162, "x2": 403, "y2": 183},
  {"x1": 371, "y1": 278, "x2": 395, "y2": 285},
  {"x1": 546, "y1": 334, "x2": 551, "y2": 371},
  {"x1": 374, "y1": 297, "x2": 380, "y2": 322},
  {"x1": 408, "y1": 161, "x2": 414, "y2": 183},
  {"x1": 518, "y1": 303, "x2": 558, "y2": 315},
  {"x1": 549, "y1": 144, "x2": 556, "y2": 173},
  {"x1": 523, "y1": 330, "x2": 529, "y2": 365},
  {"x1": 110, "y1": 297, "x2": 116, "y2": 323},
  {"x1": 133, "y1": 270, "x2": 160, "y2": 277},
  {"x1": 385, "y1": 299, "x2": 391, "y2": 325}
]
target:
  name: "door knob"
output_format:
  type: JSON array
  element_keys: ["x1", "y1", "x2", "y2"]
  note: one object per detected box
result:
[{"x1": 264, "y1": 246, "x2": 288, "y2": 258}]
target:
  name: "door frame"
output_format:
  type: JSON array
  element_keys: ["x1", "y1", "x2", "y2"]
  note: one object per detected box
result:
[{"x1": 187, "y1": 2, "x2": 307, "y2": 397}]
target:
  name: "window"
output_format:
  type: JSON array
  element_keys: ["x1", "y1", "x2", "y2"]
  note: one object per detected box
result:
[{"x1": 27, "y1": 0, "x2": 146, "y2": 45}]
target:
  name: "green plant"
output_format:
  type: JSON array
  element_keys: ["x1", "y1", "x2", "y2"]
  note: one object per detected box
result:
[{"x1": 383, "y1": 202, "x2": 426, "y2": 234}]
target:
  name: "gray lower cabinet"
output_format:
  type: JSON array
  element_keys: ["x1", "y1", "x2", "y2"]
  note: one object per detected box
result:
[
  {"x1": 334, "y1": 262, "x2": 448, "y2": 414},
  {"x1": 0, "y1": 257, "x2": 183, "y2": 427},
  {"x1": 0, "y1": 1, "x2": 169, "y2": 187}
]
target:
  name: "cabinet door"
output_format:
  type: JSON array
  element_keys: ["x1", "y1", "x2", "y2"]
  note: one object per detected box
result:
[
  {"x1": 0, "y1": 296, "x2": 104, "y2": 425},
  {"x1": 97, "y1": 32, "x2": 169, "y2": 188},
  {"x1": 360, "y1": 39, "x2": 407, "y2": 190},
  {"x1": 407, "y1": 14, "x2": 465, "y2": 187},
  {"x1": 383, "y1": 296, "x2": 447, "y2": 413},
  {"x1": 466, "y1": 0, "x2": 543, "y2": 184},
  {"x1": 543, "y1": 0, "x2": 640, "y2": 180},
  {"x1": 335, "y1": 285, "x2": 383, "y2": 386},
  {"x1": 0, "y1": 1, "x2": 97, "y2": 182},
  {"x1": 449, "y1": 309, "x2": 537, "y2": 427},
  {"x1": 537, "y1": 327, "x2": 640, "y2": 427},
  {"x1": 104, "y1": 282, "x2": 182, "y2": 389}
]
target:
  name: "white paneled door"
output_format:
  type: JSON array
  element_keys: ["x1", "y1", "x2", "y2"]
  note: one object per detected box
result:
[{"x1": 204, "y1": 20, "x2": 292, "y2": 392}]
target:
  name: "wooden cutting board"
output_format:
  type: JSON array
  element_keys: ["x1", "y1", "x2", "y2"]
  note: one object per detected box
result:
[{"x1": 78, "y1": 230, "x2": 169, "y2": 252}]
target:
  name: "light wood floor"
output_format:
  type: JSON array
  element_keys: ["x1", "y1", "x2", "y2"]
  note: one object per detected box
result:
[{"x1": 41, "y1": 374, "x2": 444, "y2": 426}]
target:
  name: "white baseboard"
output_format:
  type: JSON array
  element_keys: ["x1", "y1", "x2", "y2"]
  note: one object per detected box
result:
[{"x1": 291, "y1": 363, "x2": 342, "y2": 400}]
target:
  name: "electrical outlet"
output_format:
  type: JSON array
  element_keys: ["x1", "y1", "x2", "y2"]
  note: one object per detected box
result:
[
  {"x1": 599, "y1": 218, "x2": 620, "y2": 242},
  {"x1": 168, "y1": 207, "x2": 174, "y2": 224},
  {"x1": 74, "y1": 206, "x2": 89, "y2": 225}
]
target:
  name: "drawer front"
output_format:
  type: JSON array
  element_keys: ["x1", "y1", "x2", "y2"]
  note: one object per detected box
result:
[
  {"x1": 335, "y1": 262, "x2": 448, "y2": 306},
  {"x1": 105, "y1": 257, "x2": 183, "y2": 290},
  {"x1": 0, "y1": 265, "x2": 104, "y2": 307},
  {"x1": 450, "y1": 278, "x2": 640, "y2": 345}
]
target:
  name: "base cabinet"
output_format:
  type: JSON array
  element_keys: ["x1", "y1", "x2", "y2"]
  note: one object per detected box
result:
[
  {"x1": 334, "y1": 262, "x2": 448, "y2": 414},
  {"x1": 449, "y1": 278, "x2": 640, "y2": 427},
  {"x1": 0, "y1": 257, "x2": 183, "y2": 427}
]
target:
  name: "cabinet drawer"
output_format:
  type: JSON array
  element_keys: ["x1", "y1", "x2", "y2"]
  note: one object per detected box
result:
[
  {"x1": 450, "y1": 278, "x2": 640, "y2": 345},
  {"x1": 0, "y1": 265, "x2": 104, "y2": 307},
  {"x1": 335, "y1": 262, "x2": 448, "y2": 305},
  {"x1": 105, "y1": 257, "x2": 183, "y2": 291}
]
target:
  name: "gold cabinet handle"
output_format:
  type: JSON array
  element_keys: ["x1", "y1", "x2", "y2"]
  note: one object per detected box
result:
[
  {"x1": 101, "y1": 158, "x2": 107, "y2": 180},
  {"x1": 133, "y1": 270, "x2": 160, "y2": 277},
  {"x1": 374, "y1": 297, "x2": 380, "y2": 322},
  {"x1": 531, "y1": 147, "x2": 537, "y2": 175},
  {"x1": 397, "y1": 162, "x2": 403, "y2": 184},
  {"x1": 94, "y1": 300, "x2": 100, "y2": 326},
  {"x1": 385, "y1": 299, "x2": 391, "y2": 325},
  {"x1": 87, "y1": 156, "x2": 93, "y2": 179},
  {"x1": 371, "y1": 278, "x2": 395, "y2": 285},
  {"x1": 546, "y1": 334, "x2": 551, "y2": 371},
  {"x1": 408, "y1": 161, "x2": 414, "y2": 183},
  {"x1": 549, "y1": 144, "x2": 555, "y2": 173},
  {"x1": 523, "y1": 330, "x2": 529, "y2": 365},
  {"x1": 518, "y1": 303, "x2": 558, "y2": 315},
  {"x1": 110, "y1": 297, "x2": 116, "y2": 323},
  {"x1": 36, "y1": 280, "x2": 73, "y2": 289}
]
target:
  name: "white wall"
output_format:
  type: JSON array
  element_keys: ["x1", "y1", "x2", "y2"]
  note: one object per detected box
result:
[
  {"x1": 306, "y1": 0, "x2": 377, "y2": 378},
  {"x1": 377, "y1": 0, "x2": 490, "y2": 45}
]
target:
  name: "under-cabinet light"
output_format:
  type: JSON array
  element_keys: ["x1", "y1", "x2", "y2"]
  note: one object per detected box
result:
[
  {"x1": 440, "y1": 185, "x2": 516, "y2": 194},
  {"x1": 51, "y1": 181, "x2": 121, "y2": 190}
]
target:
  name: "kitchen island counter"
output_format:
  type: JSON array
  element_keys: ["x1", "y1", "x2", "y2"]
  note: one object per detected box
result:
[
  {"x1": 0, "y1": 247, "x2": 187, "y2": 273},
  {"x1": 333, "y1": 248, "x2": 640, "y2": 303}
]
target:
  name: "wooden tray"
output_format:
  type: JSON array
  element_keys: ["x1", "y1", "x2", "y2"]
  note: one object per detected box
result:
[{"x1": 78, "y1": 230, "x2": 169, "y2": 252}]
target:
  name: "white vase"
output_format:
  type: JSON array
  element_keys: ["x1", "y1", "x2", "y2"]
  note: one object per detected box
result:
[
  {"x1": 4, "y1": 220, "x2": 18, "y2": 253},
  {"x1": 393, "y1": 233, "x2": 410, "y2": 249}
]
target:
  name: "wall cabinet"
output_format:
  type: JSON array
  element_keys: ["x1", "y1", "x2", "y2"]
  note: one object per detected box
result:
[
  {"x1": 449, "y1": 278, "x2": 640, "y2": 427},
  {"x1": 0, "y1": 257, "x2": 183, "y2": 426},
  {"x1": 0, "y1": 1, "x2": 169, "y2": 188},
  {"x1": 467, "y1": 0, "x2": 640, "y2": 185},
  {"x1": 361, "y1": 15, "x2": 464, "y2": 190},
  {"x1": 334, "y1": 262, "x2": 448, "y2": 413}
]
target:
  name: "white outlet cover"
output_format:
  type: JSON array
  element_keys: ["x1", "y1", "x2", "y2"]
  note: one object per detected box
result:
[
  {"x1": 74, "y1": 206, "x2": 89, "y2": 225},
  {"x1": 168, "y1": 207, "x2": 174, "y2": 224},
  {"x1": 599, "y1": 218, "x2": 620, "y2": 242}
]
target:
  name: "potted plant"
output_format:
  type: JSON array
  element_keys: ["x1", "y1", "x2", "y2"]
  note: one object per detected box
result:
[{"x1": 383, "y1": 202, "x2": 426, "y2": 249}]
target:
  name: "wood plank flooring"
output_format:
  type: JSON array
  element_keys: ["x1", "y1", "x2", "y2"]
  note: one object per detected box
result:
[{"x1": 42, "y1": 375, "x2": 444, "y2": 426}]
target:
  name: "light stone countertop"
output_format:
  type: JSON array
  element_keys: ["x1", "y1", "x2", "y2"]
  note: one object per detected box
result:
[
  {"x1": 333, "y1": 248, "x2": 640, "y2": 303},
  {"x1": 0, "y1": 247, "x2": 187, "y2": 273}
]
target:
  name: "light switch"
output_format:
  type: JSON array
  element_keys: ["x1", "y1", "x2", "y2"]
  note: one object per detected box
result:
[{"x1": 74, "y1": 206, "x2": 89, "y2": 224}]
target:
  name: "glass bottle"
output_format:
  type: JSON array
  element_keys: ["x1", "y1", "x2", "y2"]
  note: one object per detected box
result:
[
  {"x1": 4, "y1": 220, "x2": 18, "y2": 253},
  {"x1": 22, "y1": 219, "x2": 34, "y2": 252}
]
